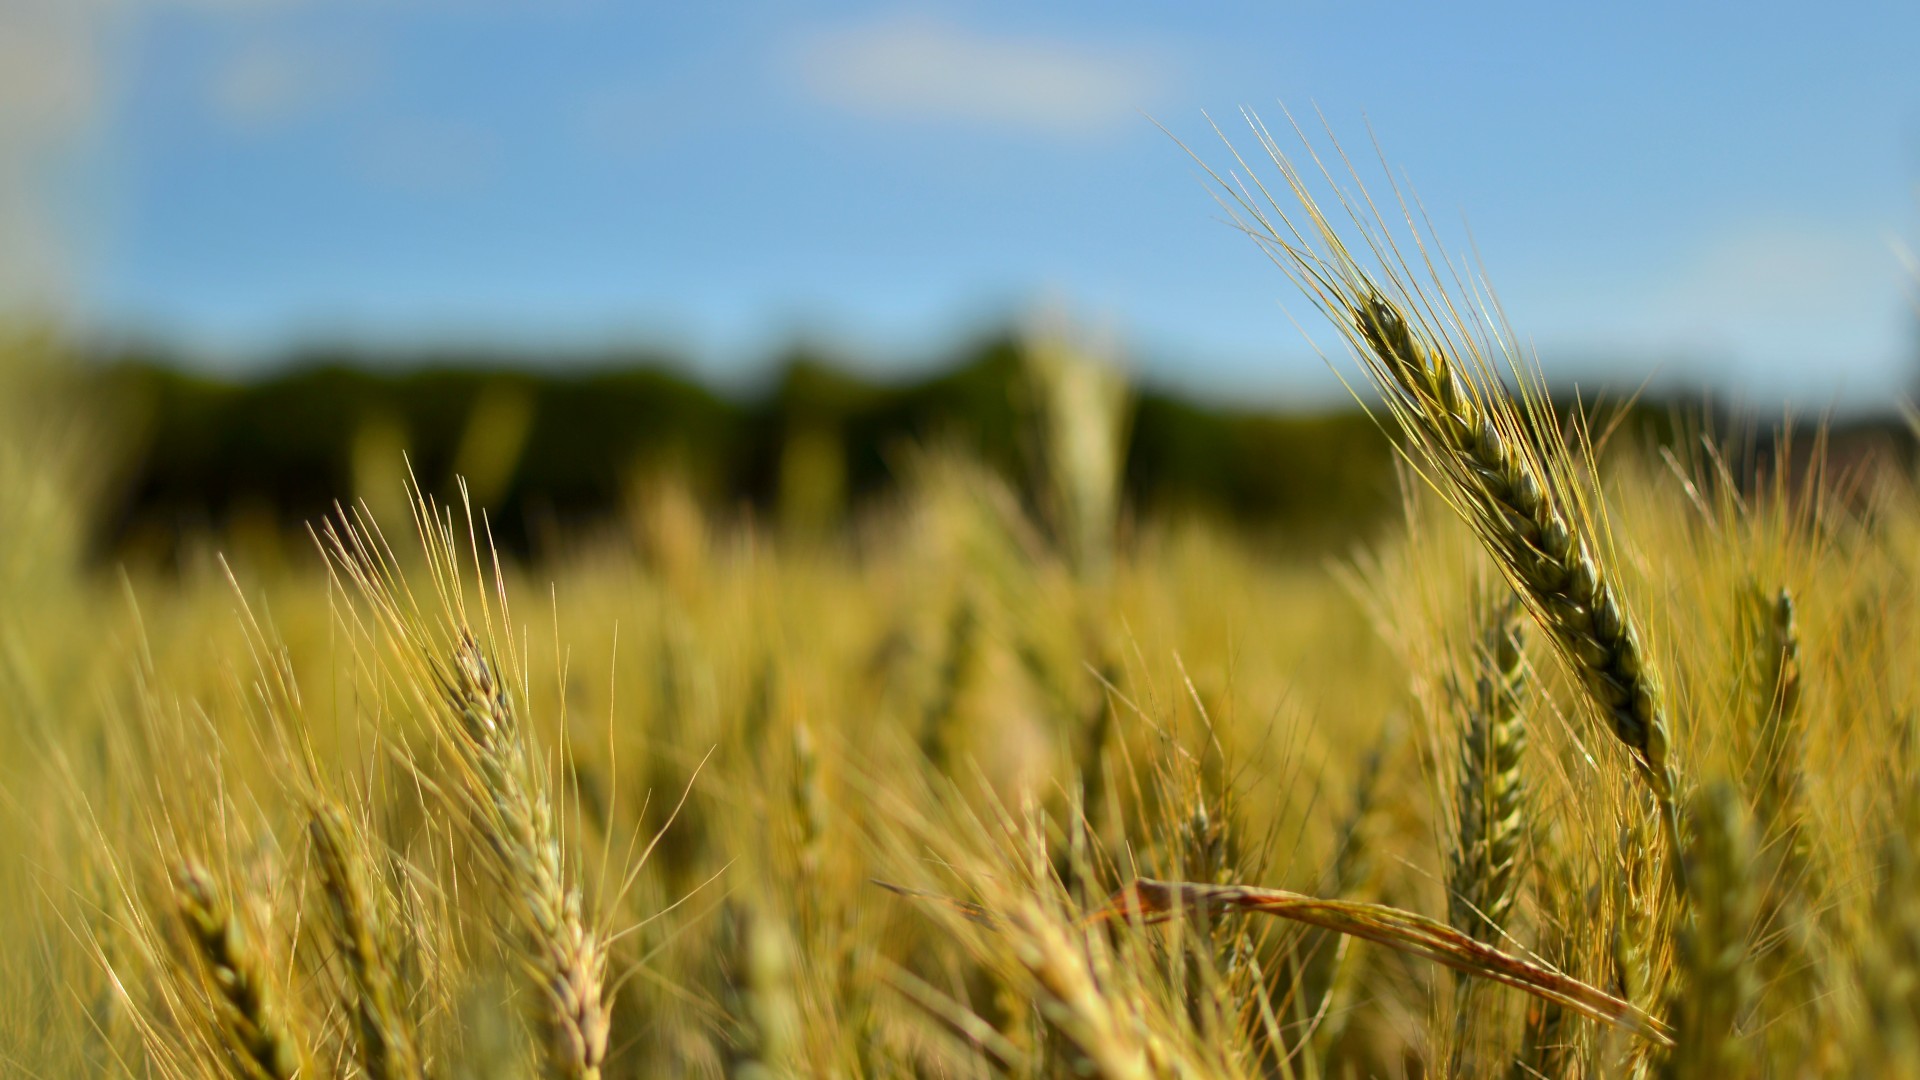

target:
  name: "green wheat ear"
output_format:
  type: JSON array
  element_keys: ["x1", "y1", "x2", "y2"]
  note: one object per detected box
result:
[
  {"x1": 1353, "y1": 296, "x2": 1677, "y2": 818},
  {"x1": 1448, "y1": 595, "x2": 1529, "y2": 947},
  {"x1": 1445, "y1": 596, "x2": 1529, "y2": 1073}
]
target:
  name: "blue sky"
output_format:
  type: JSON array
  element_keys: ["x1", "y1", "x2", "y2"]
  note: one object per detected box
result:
[{"x1": 40, "y1": 1, "x2": 1920, "y2": 404}]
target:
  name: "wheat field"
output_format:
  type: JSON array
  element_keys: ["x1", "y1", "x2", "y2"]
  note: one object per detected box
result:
[{"x1": 2, "y1": 128, "x2": 1916, "y2": 1079}]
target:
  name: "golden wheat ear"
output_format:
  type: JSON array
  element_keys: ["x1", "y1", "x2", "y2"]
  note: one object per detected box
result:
[
  {"x1": 439, "y1": 629, "x2": 611, "y2": 1080},
  {"x1": 173, "y1": 860, "x2": 312, "y2": 1080},
  {"x1": 308, "y1": 802, "x2": 425, "y2": 1080},
  {"x1": 317, "y1": 488, "x2": 615, "y2": 1080}
]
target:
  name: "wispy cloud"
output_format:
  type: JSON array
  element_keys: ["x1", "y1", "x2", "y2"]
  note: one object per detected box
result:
[
  {"x1": 352, "y1": 117, "x2": 498, "y2": 194},
  {"x1": 1650, "y1": 220, "x2": 1889, "y2": 320},
  {"x1": 207, "y1": 37, "x2": 378, "y2": 131},
  {"x1": 789, "y1": 14, "x2": 1173, "y2": 138},
  {"x1": 1562, "y1": 217, "x2": 1916, "y2": 400}
]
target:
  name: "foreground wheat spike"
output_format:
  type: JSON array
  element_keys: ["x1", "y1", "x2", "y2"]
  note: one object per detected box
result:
[
  {"x1": 1659, "y1": 782, "x2": 1758, "y2": 1078},
  {"x1": 1356, "y1": 297, "x2": 1678, "y2": 820},
  {"x1": 1205, "y1": 133, "x2": 1680, "y2": 826},
  {"x1": 1448, "y1": 597, "x2": 1529, "y2": 947},
  {"x1": 309, "y1": 802, "x2": 423, "y2": 1080},
  {"x1": 174, "y1": 861, "x2": 309, "y2": 1080},
  {"x1": 441, "y1": 631, "x2": 610, "y2": 1080}
]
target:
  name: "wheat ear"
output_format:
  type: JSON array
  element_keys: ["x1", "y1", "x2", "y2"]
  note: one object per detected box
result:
[
  {"x1": 174, "y1": 861, "x2": 309, "y2": 1080},
  {"x1": 1353, "y1": 297, "x2": 1678, "y2": 823},
  {"x1": 1448, "y1": 596, "x2": 1530, "y2": 946},
  {"x1": 309, "y1": 802, "x2": 423, "y2": 1080},
  {"x1": 1446, "y1": 598, "x2": 1529, "y2": 1073},
  {"x1": 442, "y1": 631, "x2": 610, "y2": 1080},
  {"x1": 1659, "y1": 781, "x2": 1758, "y2": 1078},
  {"x1": 1004, "y1": 901, "x2": 1171, "y2": 1080},
  {"x1": 1742, "y1": 584, "x2": 1803, "y2": 850},
  {"x1": 1198, "y1": 130, "x2": 1681, "y2": 840}
]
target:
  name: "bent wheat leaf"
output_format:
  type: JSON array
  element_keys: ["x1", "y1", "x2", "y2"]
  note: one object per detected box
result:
[{"x1": 1093, "y1": 879, "x2": 1672, "y2": 1046}]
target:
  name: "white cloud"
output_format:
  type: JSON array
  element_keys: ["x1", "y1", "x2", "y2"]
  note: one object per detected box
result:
[
  {"x1": 353, "y1": 117, "x2": 497, "y2": 194},
  {"x1": 1558, "y1": 218, "x2": 1916, "y2": 402},
  {"x1": 208, "y1": 38, "x2": 377, "y2": 131},
  {"x1": 789, "y1": 14, "x2": 1172, "y2": 138},
  {"x1": 1648, "y1": 220, "x2": 1888, "y2": 323}
]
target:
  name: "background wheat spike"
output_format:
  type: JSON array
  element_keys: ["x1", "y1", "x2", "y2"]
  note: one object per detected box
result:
[
  {"x1": 1742, "y1": 584, "x2": 1804, "y2": 847},
  {"x1": 309, "y1": 801, "x2": 424, "y2": 1080},
  {"x1": 1445, "y1": 595, "x2": 1529, "y2": 1074},
  {"x1": 1660, "y1": 781, "x2": 1759, "y2": 1079},
  {"x1": 1448, "y1": 594, "x2": 1529, "y2": 946},
  {"x1": 173, "y1": 861, "x2": 309, "y2": 1080}
]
